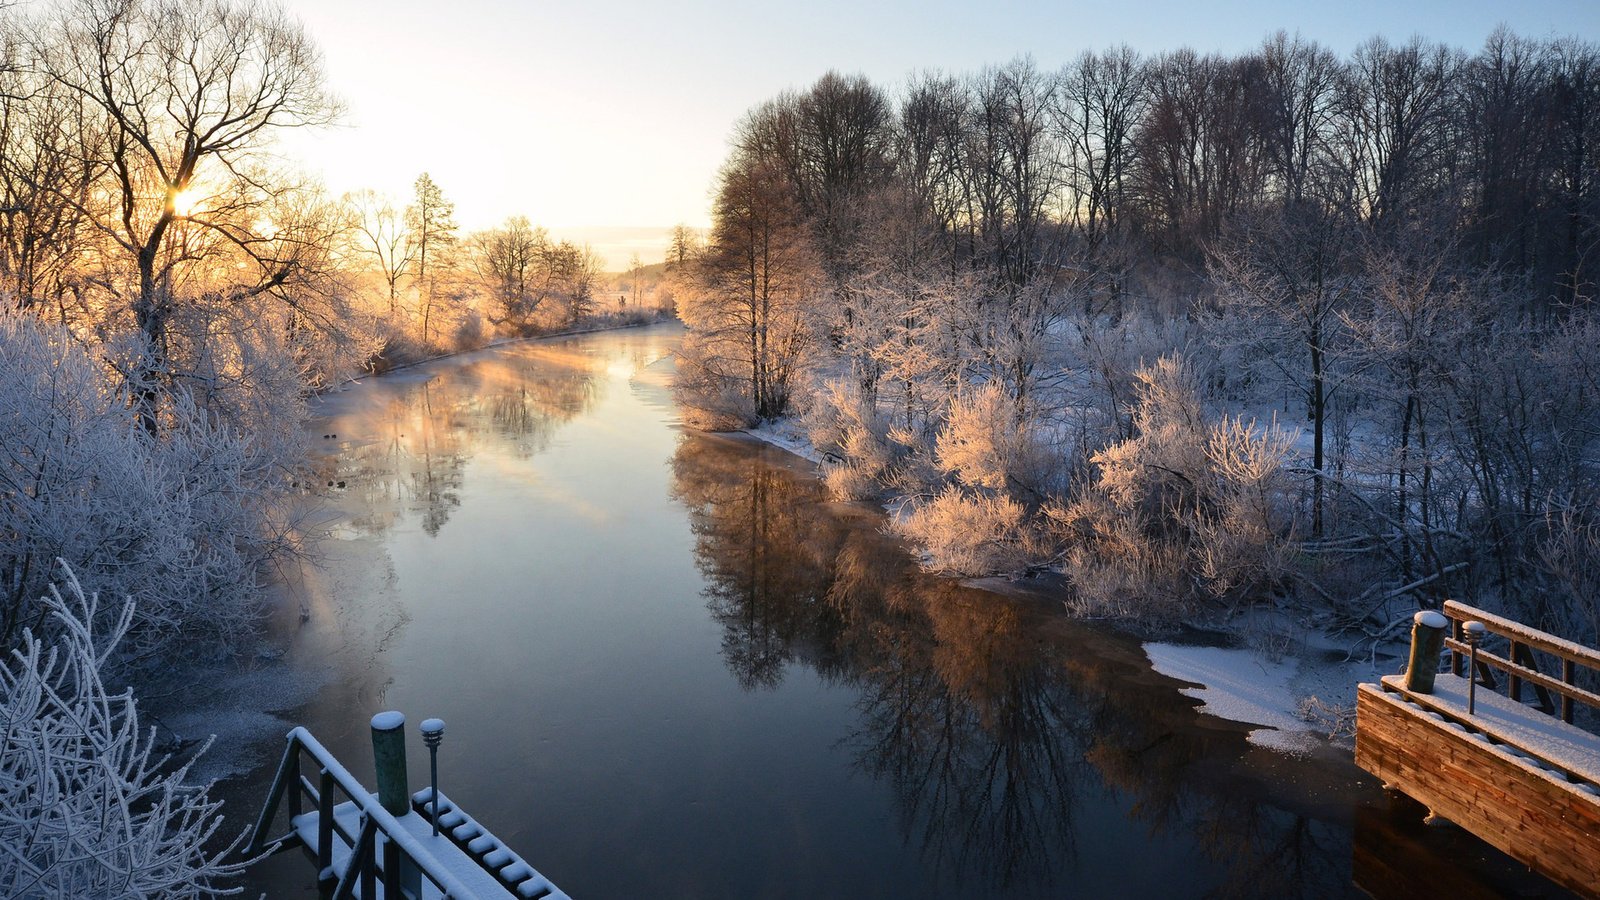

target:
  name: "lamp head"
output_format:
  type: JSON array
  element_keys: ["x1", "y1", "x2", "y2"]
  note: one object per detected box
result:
[{"x1": 420, "y1": 718, "x2": 445, "y2": 748}]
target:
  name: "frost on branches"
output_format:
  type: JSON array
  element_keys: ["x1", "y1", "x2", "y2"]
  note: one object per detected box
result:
[
  {"x1": 0, "y1": 568, "x2": 246, "y2": 898},
  {"x1": 0, "y1": 313, "x2": 289, "y2": 662}
]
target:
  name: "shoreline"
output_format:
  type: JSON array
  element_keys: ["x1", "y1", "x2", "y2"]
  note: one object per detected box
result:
[{"x1": 729, "y1": 414, "x2": 1399, "y2": 755}]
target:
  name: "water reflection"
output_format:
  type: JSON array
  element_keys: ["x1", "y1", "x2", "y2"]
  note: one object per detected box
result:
[
  {"x1": 672, "y1": 432, "x2": 1382, "y2": 897},
  {"x1": 236, "y1": 327, "x2": 1563, "y2": 899},
  {"x1": 318, "y1": 346, "x2": 613, "y2": 538}
]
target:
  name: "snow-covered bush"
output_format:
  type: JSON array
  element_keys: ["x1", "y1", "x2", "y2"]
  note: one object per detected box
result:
[
  {"x1": 673, "y1": 333, "x2": 757, "y2": 430},
  {"x1": 0, "y1": 313, "x2": 289, "y2": 661},
  {"x1": 1058, "y1": 355, "x2": 1302, "y2": 617},
  {"x1": 0, "y1": 569, "x2": 247, "y2": 898},
  {"x1": 892, "y1": 487, "x2": 1032, "y2": 576},
  {"x1": 807, "y1": 378, "x2": 899, "y2": 500}
]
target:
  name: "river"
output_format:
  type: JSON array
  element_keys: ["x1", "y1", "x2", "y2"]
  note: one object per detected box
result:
[{"x1": 226, "y1": 323, "x2": 1562, "y2": 898}]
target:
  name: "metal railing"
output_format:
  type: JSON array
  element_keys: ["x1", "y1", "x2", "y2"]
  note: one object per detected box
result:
[{"x1": 247, "y1": 726, "x2": 481, "y2": 899}]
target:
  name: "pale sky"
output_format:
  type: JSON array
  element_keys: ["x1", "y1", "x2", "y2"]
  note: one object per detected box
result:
[{"x1": 272, "y1": 0, "x2": 1599, "y2": 270}]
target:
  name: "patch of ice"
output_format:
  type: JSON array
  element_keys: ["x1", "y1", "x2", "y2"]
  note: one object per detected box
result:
[{"x1": 1144, "y1": 642, "x2": 1321, "y2": 755}]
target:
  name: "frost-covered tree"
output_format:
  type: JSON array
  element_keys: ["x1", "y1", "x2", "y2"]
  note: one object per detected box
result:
[
  {"x1": 680, "y1": 151, "x2": 819, "y2": 424},
  {"x1": 0, "y1": 312, "x2": 286, "y2": 658},
  {"x1": 407, "y1": 172, "x2": 458, "y2": 345},
  {"x1": 31, "y1": 0, "x2": 340, "y2": 428},
  {"x1": 0, "y1": 568, "x2": 247, "y2": 898}
]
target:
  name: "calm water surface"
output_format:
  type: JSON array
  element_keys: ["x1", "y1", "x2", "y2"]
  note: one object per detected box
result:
[{"x1": 230, "y1": 324, "x2": 1561, "y2": 899}]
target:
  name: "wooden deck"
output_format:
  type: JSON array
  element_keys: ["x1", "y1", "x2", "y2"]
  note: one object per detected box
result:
[{"x1": 1355, "y1": 603, "x2": 1600, "y2": 898}]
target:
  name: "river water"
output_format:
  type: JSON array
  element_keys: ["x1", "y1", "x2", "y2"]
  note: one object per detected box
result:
[{"x1": 228, "y1": 323, "x2": 1562, "y2": 898}]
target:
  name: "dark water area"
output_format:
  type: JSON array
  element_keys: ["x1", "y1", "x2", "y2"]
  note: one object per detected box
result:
[{"x1": 226, "y1": 323, "x2": 1563, "y2": 899}]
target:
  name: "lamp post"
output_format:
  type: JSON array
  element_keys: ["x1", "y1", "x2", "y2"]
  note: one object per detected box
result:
[
  {"x1": 1463, "y1": 621, "x2": 1487, "y2": 715},
  {"x1": 420, "y1": 718, "x2": 445, "y2": 837}
]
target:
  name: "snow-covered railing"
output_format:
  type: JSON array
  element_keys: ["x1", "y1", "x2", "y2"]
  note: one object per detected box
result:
[
  {"x1": 1441, "y1": 600, "x2": 1600, "y2": 726},
  {"x1": 246, "y1": 725, "x2": 487, "y2": 898},
  {"x1": 412, "y1": 788, "x2": 569, "y2": 899}
]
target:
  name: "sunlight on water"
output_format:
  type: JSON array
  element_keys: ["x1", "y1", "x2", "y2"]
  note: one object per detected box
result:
[{"x1": 231, "y1": 325, "x2": 1559, "y2": 900}]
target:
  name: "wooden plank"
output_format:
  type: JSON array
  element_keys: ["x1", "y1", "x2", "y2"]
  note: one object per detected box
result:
[
  {"x1": 1357, "y1": 684, "x2": 1600, "y2": 899},
  {"x1": 1443, "y1": 599, "x2": 1600, "y2": 671},
  {"x1": 1379, "y1": 674, "x2": 1600, "y2": 785},
  {"x1": 1441, "y1": 639, "x2": 1600, "y2": 714}
]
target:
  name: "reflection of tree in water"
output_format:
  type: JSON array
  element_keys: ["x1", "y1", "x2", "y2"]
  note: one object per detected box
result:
[
  {"x1": 671, "y1": 436, "x2": 845, "y2": 689},
  {"x1": 850, "y1": 578, "x2": 1084, "y2": 891},
  {"x1": 328, "y1": 345, "x2": 607, "y2": 537},
  {"x1": 672, "y1": 434, "x2": 1081, "y2": 890},
  {"x1": 670, "y1": 431, "x2": 1363, "y2": 897}
]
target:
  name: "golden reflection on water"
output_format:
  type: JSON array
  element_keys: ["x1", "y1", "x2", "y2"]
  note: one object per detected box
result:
[
  {"x1": 261, "y1": 328, "x2": 1561, "y2": 899},
  {"x1": 668, "y1": 431, "x2": 1363, "y2": 896},
  {"x1": 316, "y1": 344, "x2": 624, "y2": 538}
]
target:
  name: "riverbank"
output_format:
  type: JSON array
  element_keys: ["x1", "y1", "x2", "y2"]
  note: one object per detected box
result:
[{"x1": 734, "y1": 415, "x2": 1403, "y2": 756}]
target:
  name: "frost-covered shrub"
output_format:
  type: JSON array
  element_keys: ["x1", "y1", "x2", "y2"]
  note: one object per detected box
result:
[
  {"x1": 452, "y1": 304, "x2": 487, "y2": 351},
  {"x1": 807, "y1": 378, "x2": 898, "y2": 500},
  {"x1": 0, "y1": 314, "x2": 289, "y2": 660},
  {"x1": 673, "y1": 333, "x2": 756, "y2": 430},
  {"x1": 1193, "y1": 415, "x2": 1301, "y2": 598},
  {"x1": 935, "y1": 381, "x2": 1065, "y2": 498},
  {"x1": 0, "y1": 569, "x2": 247, "y2": 898},
  {"x1": 1060, "y1": 355, "x2": 1302, "y2": 617},
  {"x1": 1055, "y1": 493, "x2": 1192, "y2": 618},
  {"x1": 892, "y1": 487, "x2": 1031, "y2": 576}
]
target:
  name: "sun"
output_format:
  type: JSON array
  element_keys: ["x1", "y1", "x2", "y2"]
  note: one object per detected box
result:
[{"x1": 169, "y1": 187, "x2": 201, "y2": 218}]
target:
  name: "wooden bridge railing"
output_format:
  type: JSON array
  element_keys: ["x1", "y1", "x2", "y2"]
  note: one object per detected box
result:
[
  {"x1": 1358, "y1": 603, "x2": 1600, "y2": 898},
  {"x1": 1442, "y1": 599, "x2": 1600, "y2": 726}
]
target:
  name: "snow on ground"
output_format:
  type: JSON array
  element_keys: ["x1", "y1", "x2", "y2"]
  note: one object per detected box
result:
[
  {"x1": 1145, "y1": 642, "x2": 1323, "y2": 755},
  {"x1": 1145, "y1": 638, "x2": 1394, "y2": 755},
  {"x1": 744, "y1": 418, "x2": 824, "y2": 465}
]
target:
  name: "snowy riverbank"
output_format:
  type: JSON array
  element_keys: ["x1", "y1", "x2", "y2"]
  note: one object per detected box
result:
[{"x1": 736, "y1": 415, "x2": 1407, "y2": 756}]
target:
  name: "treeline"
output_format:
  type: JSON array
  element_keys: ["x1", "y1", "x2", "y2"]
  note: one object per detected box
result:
[
  {"x1": 677, "y1": 30, "x2": 1600, "y2": 642},
  {"x1": 0, "y1": 0, "x2": 661, "y2": 667}
]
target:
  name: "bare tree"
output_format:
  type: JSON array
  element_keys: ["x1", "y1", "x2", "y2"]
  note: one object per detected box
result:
[
  {"x1": 1255, "y1": 32, "x2": 1342, "y2": 207},
  {"x1": 470, "y1": 215, "x2": 546, "y2": 332},
  {"x1": 1054, "y1": 46, "x2": 1146, "y2": 282},
  {"x1": 1335, "y1": 37, "x2": 1459, "y2": 231},
  {"x1": 35, "y1": 0, "x2": 338, "y2": 428},
  {"x1": 345, "y1": 188, "x2": 414, "y2": 317},
  {"x1": 667, "y1": 223, "x2": 700, "y2": 269},
  {"x1": 684, "y1": 153, "x2": 819, "y2": 422},
  {"x1": 1211, "y1": 203, "x2": 1358, "y2": 535}
]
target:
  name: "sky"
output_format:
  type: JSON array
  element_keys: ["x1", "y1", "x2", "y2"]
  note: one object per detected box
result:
[{"x1": 271, "y1": 0, "x2": 1600, "y2": 271}]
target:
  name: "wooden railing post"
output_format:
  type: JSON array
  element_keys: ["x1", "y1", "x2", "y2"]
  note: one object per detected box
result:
[
  {"x1": 1405, "y1": 610, "x2": 1449, "y2": 694},
  {"x1": 383, "y1": 835, "x2": 402, "y2": 898},
  {"x1": 245, "y1": 734, "x2": 299, "y2": 855},
  {"x1": 332, "y1": 815, "x2": 376, "y2": 900},
  {"x1": 1451, "y1": 617, "x2": 1465, "y2": 677},
  {"x1": 370, "y1": 711, "x2": 410, "y2": 816},
  {"x1": 1563, "y1": 659, "x2": 1576, "y2": 723},
  {"x1": 1510, "y1": 640, "x2": 1524, "y2": 701}
]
